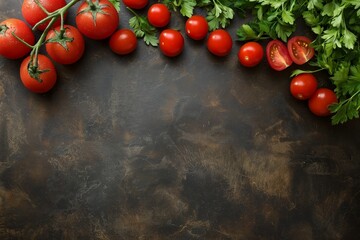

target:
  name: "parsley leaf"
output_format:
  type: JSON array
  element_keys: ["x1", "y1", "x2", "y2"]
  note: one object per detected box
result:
[
  {"x1": 128, "y1": 8, "x2": 158, "y2": 47},
  {"x1": 108, "y1": 0, "x2": 121, "y2": 12}
]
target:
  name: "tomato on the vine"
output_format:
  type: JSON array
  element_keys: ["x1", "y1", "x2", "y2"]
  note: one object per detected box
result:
[
  {"x1": 147, "y1": 3, "x2": 171, "y2": 28},
  {"x1": 109, "y1": 29, "x2": 137, "y2": 55},
  {"x1": 290, "y1": 73, "x2": 318, "y2": 100},
  {"x1": 20, "y1": 54, "x2": 57, "y2": 93},
  {"x1": 266, "y1": 39, "x2": 293, "y2": 71},
  {"x1": 45, "y1": 25, "x2": 85, "y2": 65},
  {"x1": 185, "y1": 15, "x2": 208, "y2": 40},
  {"x1": 308, "y1": 88, "x2": 338, "y2": 117},
  {"x1": 207, "y1": 29, "x2": 232, "y2": 57},
  {"x1": 287, "y1": 36, "x2": 314, "y2": 65},
  {"x1": 76, "y1": 0, "x2": 119, "y2": 40},
  {"x1": 122, "y1": 0, "x2": 148, "y2": 9},
  {"x1": 0, "y1": 18, "x2": 35, "y2": 59},
  {"x1": 159, "y1": 29, "x2": 184, "y2": 57},
  {"x1": 22, "y1": 0, "x2": 66, "y2": 31},
  {"x1": 237, "y1": 42, "x2": 264, "y2": 67}
]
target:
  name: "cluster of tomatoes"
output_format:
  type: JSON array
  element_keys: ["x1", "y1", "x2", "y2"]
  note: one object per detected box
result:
[
  {"x1": 0, "y1": 0, "x2": 337, "y2": 117},
  {"x1": 237, "y1": 37, "x2": 338, "y2": 117}
]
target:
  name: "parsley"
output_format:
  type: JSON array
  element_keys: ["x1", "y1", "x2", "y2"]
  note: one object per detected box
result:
[
  {"x1": 127, "y1": 7, "x2": 158, "y2": 47},
  {"x1": 108, "y1": 0, "x2": 120, "y2": 12},
  {"x1": 162, "y1": 0, "x2": 197, "y2": 17}
]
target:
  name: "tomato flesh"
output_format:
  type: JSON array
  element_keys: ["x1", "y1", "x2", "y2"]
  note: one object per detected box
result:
[
  {"x1": 185, "y1": 15, "x2": 208, "y2": 40},
  {"x1": 109, "y1": 29, "x2": 137, "y2": 55},
  {"x1": 207, "y1": 29, "x2": 232, "y2": 57},
  {"x1": 290, "y1": 73, "x2": 318, "y2": 100},
  {"x1": 287, "y1": 36, "x2": 315, "y2": 65},
  {"x1": 159, "y1": 29, "x2": 184, "y2": 57},
  {"x1": 147, "y1": 3, "x2": 171, "y2": 28},
  {"x1": 122, "y1": 0, "x2": 148, "y2": 9},
  {"x1": 266, "y1": 40, "x2": 293, "y2": 71}
]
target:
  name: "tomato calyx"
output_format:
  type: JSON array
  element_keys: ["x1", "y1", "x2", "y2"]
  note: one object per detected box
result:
[
  {"x1": 27, "y1": 61, "x2": 50, "y2": 83},
  {"x1": 78, "y1": 0, "x2": 111, "y2": 24},
  {"x1": 46, "y1": 28, "x2": 74, "y2": 50},
  {"x1": 0, "y1": 24, "x2": 9, "y2": 35}
]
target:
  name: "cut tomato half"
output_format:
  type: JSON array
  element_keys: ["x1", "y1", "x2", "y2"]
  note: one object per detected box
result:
[
  {"x1": 287, "y1": 36, "x2": 315, "y2": 65},
  {"x1": 266, "y1": 40, "x2": 293, "y2": 71}
]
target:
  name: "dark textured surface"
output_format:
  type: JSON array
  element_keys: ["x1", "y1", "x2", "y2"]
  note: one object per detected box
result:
[{"x1": 1, "y1": 1, "x2": 360, "y2": 240}]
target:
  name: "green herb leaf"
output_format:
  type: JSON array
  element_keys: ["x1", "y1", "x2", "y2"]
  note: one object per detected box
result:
[{"x1": 108, "y1": 0, "x2": 121, "y2": 12}]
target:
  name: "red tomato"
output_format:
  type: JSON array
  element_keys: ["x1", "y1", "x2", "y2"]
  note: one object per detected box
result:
[
  {"x1": 76, "y1": 0, "x2": 119, "y2": 40},
  {"x1": 20, "y1": 54, "x2": 57, "y2": 93},
  {"x1": 290, "y1": 73, "x2": 318, "y2": 100},
  {"x1": 22, "y1": 0, "x2": 66, "y2": 31},
  {"x1": 207, "y1": 29, "x2": 232, "y2": 57},
  {"x1": 237, "y1": 42, "x2": 264, "y2": 67},
  {"x1": 147, "y1": 3, "x2": 171, "y2": 28},
  {"x1": 287, "y1": 36, "x2": 315, "y2": 65},
  {"x1": 109, "y1": 29, "x2": 137, "y2": 55},
  {"x1": 266, "y1": 40, "x2": 293, "y2": 71},
  {"x1": 185, "y1": 15, "x2": 208, "y2": 40},
  {"x1": 122, "y1": 0, "x2": 148, "y2": 9},
  {"x1": 308, "y1": 88, "x2": 338, "y2": 117},
  {"x1": 45, "y1": 25, "x2": 85, "y2": 64},
  {"x1": 159, "y1": 29, "x2": 184, "y2": 57},
  {"x1": 0, "y1": 18, "x2": 35, "y2": 59}
]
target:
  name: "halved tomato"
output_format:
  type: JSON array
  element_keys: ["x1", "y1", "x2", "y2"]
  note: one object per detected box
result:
[
  {"x1": 266, "y1": 40, "x2": 293, "y2": 71},
  {"x1": 287, "y1": 36, "x2": 314, "y2": 65}
]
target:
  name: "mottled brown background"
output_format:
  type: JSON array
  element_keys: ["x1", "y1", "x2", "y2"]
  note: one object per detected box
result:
[{"x1": 1, "y1": 1, "x2": 360, "y2": 240}]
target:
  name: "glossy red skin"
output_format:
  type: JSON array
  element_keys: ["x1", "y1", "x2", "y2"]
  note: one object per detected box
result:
[
  {"x1": 290, "y1": 73, "x2": 318, "y2": 100},
  {"x1": 22, "y1": 0, "x2": 66, "y2": 31},
  {"x1": 20, "y1": 54, "x2": 57, "y2": 93},
  {"x1": 185, "y1": 15, "x2": 208, "y2": 40},
  {"x1": 147, "y1": 3, "x2": 171, "y2": 28},
  {"x1": 308, "y1": 88, "x2": 338, "y2": 117},
  {"x1": 159, "y1": 29, "x2": 184, "y2": 57},
  {"x1": 287, "y1": 36, "x2": 315, "y2": 65},
  {"x1": 122, "y1": 0, "x2": 148, "y2": 9},
  {"x1": 266, "y1": 39, "x2": 293, "y2": 71},
  {"x1": 237, "y1": 42, "x2": 264, "y2": 67},
  {"x1": 207, "y1": 29, "x2": 232, "y2": 57},
  {"x1": 0, "y1": 18, "x2": 35, "y2": 59},
  {"x1": 45, "y1": 25, "x2": 85, "y2": 64},
  {"x1": 76, "y1": 0, "x2": 119, "y2": 40},
  {"x1": 109, "y1": 29, "x2": 137, "y2": 55}
]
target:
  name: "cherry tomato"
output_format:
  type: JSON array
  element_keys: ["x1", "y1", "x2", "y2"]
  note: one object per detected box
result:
[
  {"x1": 185, "y1": 15, "x2": 208, "y2": 40},
  {"x1": 237, "y1": 42, "x2": 264, "y2": 67},
  {"x1": 266, "y1": 39, "x2": 293, "y2": 71},
  {"x1": 308, "y1": 88, "x2": 338, "y2": 117},
  {"x1": 287, "y1": 36, "x2": 315, "y2": 65},
  {"x1": 20, "y1": 54, "x2": 57, "y2": 93},
  {"x1": 76, "y1": 0, "x2": 119, "y2": 40},
  {"x1": 159, "y1": 29, "x2": 184, "y2": 57},
  {"x1": 22, "y1": 0, "x2": 66, "y2": 31},
  {"x1": 45, "y1": 25, "x2": 85, "y2": 65},
  {"x1": 0, "y1": 18, "x2": 35, "y2": 59},
  {"x1": 290, "y1": 73, "x2": 318, "y2": 100},
  {"x1": 122, "y1": 0, "x2": 148, "y2": 9},
  {"x1": 207, "y1": 29, "x2": 232, "y2": 57},
  {"x1": 109, "y1": 29, "x2": 137, "y2": 55},
  {"x1": 147, "y1": 3, "x2": 171, "y2": 28}
]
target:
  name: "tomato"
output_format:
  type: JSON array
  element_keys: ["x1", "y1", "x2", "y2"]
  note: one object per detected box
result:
[
  {"x1": 207, "y1": 29, "x2": 232, "y2": 57},
  {"x1": 237, "y1": 42, "x2": 264, "y2": 67},
  {"x1": 45, "y1": 25, "x2": 85, "y2": 64},
  {"x1": 147, "y1": 3, "x2": 171, "y2": 28},
  {"x1": 308, "y1": 88, "x2": 338, "y2": 117},
  {"x1": 109, "y1": 29, "x2": 137, "y2": 55},
  {"x1": 22, "y1": 0, "x2": 66, "y2": 31},
  {"x1": 290, "y1": 73, "x2": 318, "y2": 100},
  {"x1": 0, "y1": 18, "x2": 35, "y2": 59},
  {"x1": 159, "y1": 29, "x2": 184, "y2": 57},
  {"x1": 76, "y1": 0, "x2": 119, "y2": 40},
  {"x1": 20, "y1": 54, "x2": 57, "y2": 93},
  {"x1": 287, "y1": 36, "x2": 315, "y2": 65},
  {"x1": 266, "y1": 39, "x2": 293, "y2": 71},
  {"x1": 185, "y1": 15, "x2": 208, "y2": 40},
  {"x1": 122, "y1": 0, "x2": 148, "y2": 9}
]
